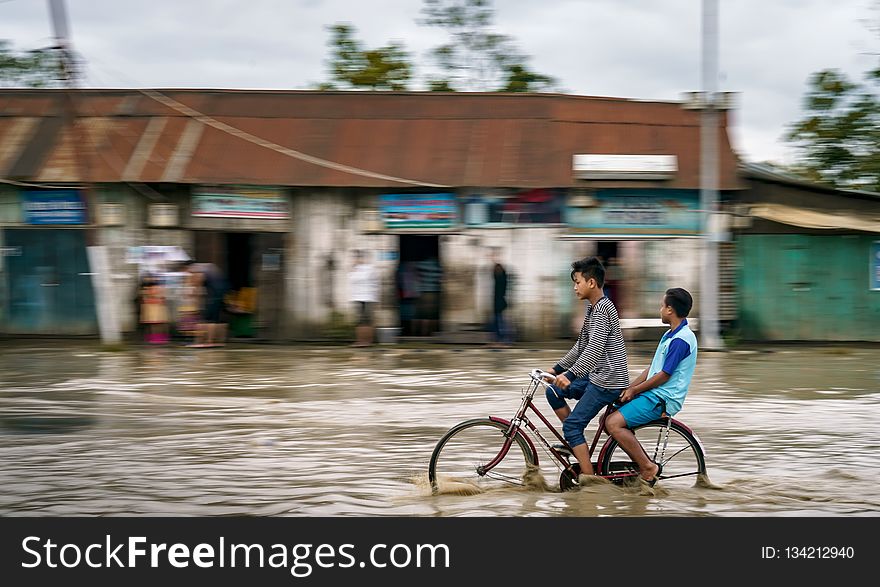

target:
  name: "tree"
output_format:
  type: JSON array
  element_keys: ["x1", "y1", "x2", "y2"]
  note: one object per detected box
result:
[
  {"x1": 419, "y1": 0, "x2": 557, "y2": 92},
  {"x1": 785, "y1": 67, "x2": 880, "y2": 192},
  {"x1": 785, "y1": 3, "x2": 880, "y2": 192},
  {"x1": 0, "y1": 40, "x2": 65, "y2": 88},
  {"x1": 501, "y1": 64, "x2": 556, "y2": 93},
  {"x1": 320, "y1": 24, "x2": 412, "y2": 90}
]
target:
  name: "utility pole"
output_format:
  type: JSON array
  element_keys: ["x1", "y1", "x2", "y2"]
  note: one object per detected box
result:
[
  {"x1": 48, "y1": 0, "x2": 90, "y2": 195},
  {"x1": 47, "y1": 0, "x2": 122, "y2": 346},
  {"x1": 699, "y1": 0, "x2": 724, "y2": 350}
]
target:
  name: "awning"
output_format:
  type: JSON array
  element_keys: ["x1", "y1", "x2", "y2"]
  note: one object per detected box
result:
[{"x1": 749, "y1": 203, "x2": 880, "y2": 233}]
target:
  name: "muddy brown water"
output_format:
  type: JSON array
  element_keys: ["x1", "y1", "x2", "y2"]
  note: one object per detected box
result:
[{"x1": 1, "y1": 341, "x2": 878, "y2": 516}]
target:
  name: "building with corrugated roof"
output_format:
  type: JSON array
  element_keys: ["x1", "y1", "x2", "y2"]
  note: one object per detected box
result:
[
  {"x1": 729, "y1": 163, "x2": 880, "y2": 342},
  {"x1": 0, "y1": 88, "x2": 748, "y2": 341}
]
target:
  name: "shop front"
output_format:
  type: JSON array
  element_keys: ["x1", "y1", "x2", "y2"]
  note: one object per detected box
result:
[
  {"x1": 187, "y1": 186, "x2": 290, "y2": 340},
  {"x1": 1, "y1": 189, "x2": 97, "y2": 335},
  {"x1": 378, "y1": 193, "x2": 456, "y2": 338},
  {"x1": 563, "y1": 189, "x2": 703, "y2": 326}
]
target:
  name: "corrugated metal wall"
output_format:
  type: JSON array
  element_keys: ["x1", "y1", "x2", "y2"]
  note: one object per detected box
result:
[
  {"x1": 719, "y1": 241, "x2": 738, "y2": 322},
  {"x1": 737, "y1": 234, "x2": 880, "y2": 341}
]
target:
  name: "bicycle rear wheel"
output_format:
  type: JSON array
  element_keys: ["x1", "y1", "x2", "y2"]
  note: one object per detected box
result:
[
  {"x1": 598, "y1": 419, "x2": 706, "y2": 489},
  {"x1": 428, "y1": 418, "x2": 538, "y2": 495}
]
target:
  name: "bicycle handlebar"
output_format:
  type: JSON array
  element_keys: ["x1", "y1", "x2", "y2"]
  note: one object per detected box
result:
[{"x1": 529, "y1": 369, "x2": 557, "y2": 387}]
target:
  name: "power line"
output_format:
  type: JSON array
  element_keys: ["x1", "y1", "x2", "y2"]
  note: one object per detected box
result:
[{"x1": 137, "y1": 88, "x2": 451, "y2": 188}]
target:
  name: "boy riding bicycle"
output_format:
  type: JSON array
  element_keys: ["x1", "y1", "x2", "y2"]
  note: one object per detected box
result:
[
  {"x1": 605, "y1": 288, "x2": 698, "y2": 486},
  {"x1": 544, "y1": 256, "x2": 629, "y2": 480}
]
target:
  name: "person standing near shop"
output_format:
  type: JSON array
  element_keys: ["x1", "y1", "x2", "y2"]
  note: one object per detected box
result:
[
  {"x1": 140, "y1": 274, "x2": 169, "y2": 344},
  {"x1": 489, "y1": 247, "x2": 511, "y2": 347},
  {"x1": 350, "y1": 249, "x2": 380, "y2": 347},
  {"x1": 187, "y1": 262, "x2": 229, "y2": 348},
  {"x1": 415, "y1": 256, "x2": 442, "y2": 337}
]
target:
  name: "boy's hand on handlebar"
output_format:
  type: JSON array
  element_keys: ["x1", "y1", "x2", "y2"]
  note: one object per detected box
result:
[
  {"x1": 555, "y1": 373, "x2": 571, "y2": 390},
  {"x1": 541, "y1": 368, "x2": 558, "y2": 383}
]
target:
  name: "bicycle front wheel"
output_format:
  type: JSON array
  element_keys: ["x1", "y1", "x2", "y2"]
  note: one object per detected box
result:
[
  {"x1": 428, "y1": 418, "x2": 538, "y2": 495},
  {"x1": 598, "y1": 419, "x2": 706, "y2": 489}
]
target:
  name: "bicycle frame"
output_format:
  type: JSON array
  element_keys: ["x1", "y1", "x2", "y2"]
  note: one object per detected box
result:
[
  {"x1": 483, "y1": 370, "x2": 628, "y2": 483},
  {"x1": 428, "y1": 369, "x2": 706, "y2": 492},
  {"x1": 483, "y1": 368, "x2": 697, "y2": 486}
]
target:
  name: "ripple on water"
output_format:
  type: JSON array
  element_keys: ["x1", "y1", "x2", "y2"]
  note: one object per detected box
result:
[{"x1": 1, "y1": 343, "x2": 879, "y2": 516}]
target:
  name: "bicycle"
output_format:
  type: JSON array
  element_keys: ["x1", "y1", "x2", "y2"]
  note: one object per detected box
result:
[{"x1": 428, "y1": 369, "x2": 707, "y2": 493}]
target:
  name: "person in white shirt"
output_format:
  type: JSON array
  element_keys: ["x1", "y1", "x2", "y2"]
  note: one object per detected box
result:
[{"x1": 350, "y1": 250, "x2": 380, "y2": 347}]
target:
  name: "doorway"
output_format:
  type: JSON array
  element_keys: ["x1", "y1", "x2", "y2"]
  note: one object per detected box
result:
[
  {"x1": 193, "y1": 231, "x2": 285, "y2": 339},
  {"x1": 397, "y1": 235, "x2": 441, "y2": 336},
  {"x1": 596, "y1": 240, "x2": 622, "y2": 306},
  {"x1": 2, "y1": 229, "x2": 97, "y2": 335}
]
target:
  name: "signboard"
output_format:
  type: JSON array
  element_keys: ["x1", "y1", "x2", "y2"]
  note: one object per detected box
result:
[
  {"x1": 565, "y1": 189, "x2": 700, "y2": 235},
  {"x1": 125, "y1": 246, "x2": 190, "y2": 266},
  {"x1": 871, "y1": 241, "x2": 880, "y2": 291},
  {"x1": 464, "y1": 189, "x2": 564, "y2": 225},
  {"x1": 192, "y1": 186, "x2": 289, "y2": 219},
  {"x1": 22, "y1": 190, "x2": 87, "y2": 225},
  {"x1": 98, "y1": 203, "x2": 125, "y2": 226},
  {"x1": 148, "y1": 203, "x2": 179, "y2": 227},
  {"x1": 573, "y1": 154, "x2": 678, "y2": 180},
  {"x1": 379, "y1": 193, "x2": 457, "y2": 229}
]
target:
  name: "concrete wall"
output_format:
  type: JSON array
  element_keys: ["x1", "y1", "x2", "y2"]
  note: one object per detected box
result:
[{"x1": 0, "y1": 184, "x2": 708, "y2": 341}]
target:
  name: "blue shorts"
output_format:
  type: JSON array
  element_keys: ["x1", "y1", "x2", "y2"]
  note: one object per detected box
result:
[
  {"x1": 546, "y1": 378, "x2": 622, "y2": 448},
  {"x1": 616, "y1": 391, "x2": 666, "y2": 428}
]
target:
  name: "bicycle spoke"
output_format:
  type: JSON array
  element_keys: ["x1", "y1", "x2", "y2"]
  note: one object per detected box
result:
[
  {"x1": 484, "y1": 471, "x2": 528, "y2": 485},
  {"x1": 659, "y1": 471, "x2": 701, "y2": 480}
]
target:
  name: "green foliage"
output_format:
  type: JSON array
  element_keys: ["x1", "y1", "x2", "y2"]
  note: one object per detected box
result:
[
  {"x1": 501, "y1": 64, "x2": 556, "y2": 93},
  {"x1": 418, "y1": 0, "x2": 557, "y2": 92},
  {"x1": 322, "y1": 24, "x2": 412, "y2": 90},
  {"x1": 0, "y1": 40, "x2": 65, "y2": 88},
  {"x1": 427, "y1": 79, "x2": 455, "y2": 92},
  {"x1": 785, "y1": 67, "x2": 880, "y2": 192},
  {"x1": 317, "y1": 2, "x2": 559, "y2": 93},
  {"x1": 322, "y1": 310, "x2": 355, "y2": 341}
]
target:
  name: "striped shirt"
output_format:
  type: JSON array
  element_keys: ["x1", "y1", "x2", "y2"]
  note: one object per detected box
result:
[{"x1": 553, "y1": 297, "x2": 630, "y2": 390}]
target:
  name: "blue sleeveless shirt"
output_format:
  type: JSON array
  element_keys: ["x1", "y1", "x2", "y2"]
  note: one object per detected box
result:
[{"x1": 646, "y1": 322, "x2": 698, "y2": 416}]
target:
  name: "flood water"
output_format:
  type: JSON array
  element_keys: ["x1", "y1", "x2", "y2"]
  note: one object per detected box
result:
[{"x1": 1, "y1": 341, "x2": 878, "y2": 517}]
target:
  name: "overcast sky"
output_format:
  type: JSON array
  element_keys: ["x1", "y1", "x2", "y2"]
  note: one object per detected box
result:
[{"x1": 2, "y1": 0, "x2": 878, "y2": 166}]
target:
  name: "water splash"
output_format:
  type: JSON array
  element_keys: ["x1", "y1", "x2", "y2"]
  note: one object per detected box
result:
[
  {"x1": 522, "y1": 464, "x2": 553, "y2": 491},
  {"x1": 695, "y1": 473, "x2": 724, "y2": 490},
  {"x1": 411, "y1": 472, "x2": 485, "y2": 496}
]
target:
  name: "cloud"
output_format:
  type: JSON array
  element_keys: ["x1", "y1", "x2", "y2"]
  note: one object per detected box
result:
[{"x1": 1, "y1": 0, "x2": 876, "y2": 163}]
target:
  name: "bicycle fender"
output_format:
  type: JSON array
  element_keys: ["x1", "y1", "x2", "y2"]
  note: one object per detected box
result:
[{"x1": 489, "y1": 416, "x2": 540, "y2": 466}]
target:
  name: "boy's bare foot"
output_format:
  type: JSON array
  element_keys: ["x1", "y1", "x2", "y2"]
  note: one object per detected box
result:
[{"x1": 640, "y1": 461, "x2": 661, "y2": 485}]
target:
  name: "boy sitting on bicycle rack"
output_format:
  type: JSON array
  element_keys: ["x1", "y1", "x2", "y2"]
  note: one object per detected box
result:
[
  {"x1": 605, "y1": 288, "x2": 698, "y2": 486},
  {"x1": 544, "y1": 256, "x2": 630, "y2": 481}
]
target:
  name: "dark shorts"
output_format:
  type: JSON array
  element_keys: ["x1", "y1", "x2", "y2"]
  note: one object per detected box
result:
[
  {"x1": 416, "y1": 292, "x2": 439, "y2": 320},
  {"x1": 356, "y1": 301, "x2": 374, "y2": 326},
  {"x1": 204, "y1": 298, "x2": 223, "y2": 322}
]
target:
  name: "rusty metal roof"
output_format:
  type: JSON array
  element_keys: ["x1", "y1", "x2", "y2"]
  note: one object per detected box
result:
[{"x1": 0, "y1": 89, "x2": 743, "y2": 189}]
